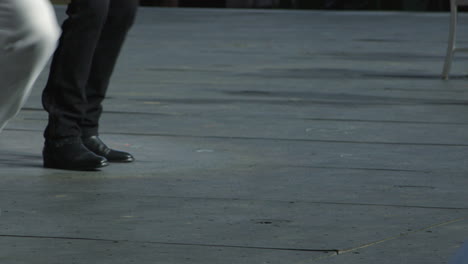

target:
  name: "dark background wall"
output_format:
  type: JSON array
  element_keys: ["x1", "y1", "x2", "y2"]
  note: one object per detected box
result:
[{"x1": 139, "y1": 0, "x2": 450, "y2": 11}]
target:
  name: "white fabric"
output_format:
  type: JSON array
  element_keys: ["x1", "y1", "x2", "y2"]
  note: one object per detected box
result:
[{"x1": 0, "y1": 0, "x2": 60, "y2": 132}]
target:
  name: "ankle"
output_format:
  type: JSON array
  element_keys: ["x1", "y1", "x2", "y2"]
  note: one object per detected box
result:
[{"x1": 45, "y1": 137, "x2": 81, "y2": 147}]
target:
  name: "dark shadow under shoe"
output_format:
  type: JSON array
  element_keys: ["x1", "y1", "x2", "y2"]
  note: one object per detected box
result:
[
  {"x1": 43, "y1": 138, "x2": 109, "y2": 171},
  {"x1": 82, "y1": 136, "x2": 134, "y2": 163}
]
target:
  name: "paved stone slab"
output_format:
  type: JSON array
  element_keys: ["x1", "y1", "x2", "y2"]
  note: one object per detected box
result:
[
  {"x1": 0, "y1": 188, "x2": 466, "y2": 251},
  {"x1": 2, "y1": 129, "x2": 468, "y2": 209},
  {"x1": 4, "y1": 129, "x2": 468, "y2": 176}
]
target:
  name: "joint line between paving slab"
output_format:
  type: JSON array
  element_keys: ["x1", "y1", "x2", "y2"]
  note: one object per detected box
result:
[
  {"x1": 290, "y1": 201, "x2": 468, "y2": 210},
  {"x1": 21, "y1": 108, "x2": 173, "y2": 117},
  {"x1": 301, "y1": 118, "x2": 468, "y2": 126},
  {"x1": 284, "y1": 165, "x2": 431, "y2": 173},
  {"x1": 0, "y1": 234, "x2": 338, "y2": 253},
  {"x1": 6, "y1": 128, "x2": 468, "y2": 147},
  {"x1": 21, "y1": 108, "x2": 468, "y2": 126},
  {"x1": 102, "y1": 133, "x2": 468, "y2": 147},
  {"x1": 110, "y1": 194, "x2": 468, "y2": 210},
  {"x1": 1, "y1": 188, "x2": 466, "y2": 210}
]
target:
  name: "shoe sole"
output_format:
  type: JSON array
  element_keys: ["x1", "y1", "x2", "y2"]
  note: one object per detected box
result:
[
  {"x1": 107, "y1": 157, "x2": 135, "y2": 163},
  {"x1": 43, "y1": 161, "x2": 109, "y2": 171}
]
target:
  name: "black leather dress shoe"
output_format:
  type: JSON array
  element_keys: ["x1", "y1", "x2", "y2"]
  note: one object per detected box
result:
[
  {"x1": 82, "y1": 136, "x2": 134, "y2": 163},
  {"x1": 43, "y1": 138, "x2": 109, "y2": 170}
]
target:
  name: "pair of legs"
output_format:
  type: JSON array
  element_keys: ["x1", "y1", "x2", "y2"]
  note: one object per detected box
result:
[
  {"x1": 43, "y1": 0, "x2": 138, "y2": 139},
  {"x1": 0, "y1": 0, "x2": 59, "y2": 132},
  {"x1": 42, "y1": 0, "x2": 138, "y2": 170}
]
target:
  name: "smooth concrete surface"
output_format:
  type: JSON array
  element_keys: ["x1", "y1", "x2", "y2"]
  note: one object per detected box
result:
[{"x1": 1, "y1": 6, "x2": 468, "y2": 264}]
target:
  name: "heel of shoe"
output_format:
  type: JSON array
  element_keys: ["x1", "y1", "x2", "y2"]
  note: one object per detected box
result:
[{"x1": 43, "y1": 160, "x2": 52, "y2": 168}]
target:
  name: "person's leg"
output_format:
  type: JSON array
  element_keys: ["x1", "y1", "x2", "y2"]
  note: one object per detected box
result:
[
  {"x1": 0, "y1": 0, "x2": 60, "y2": 132},
  {"x1": 79, "y1": 0, "x2": 138, "y2": 163},
  {"x1": 41, "y1": 0, "x2": 111, "y2": 170},
  {"x1": 80, "y1": 0, "x2": 139, "y2": 137},
  {"x1": 42, "y1": 0, "x2": 111, "y2": 140}
]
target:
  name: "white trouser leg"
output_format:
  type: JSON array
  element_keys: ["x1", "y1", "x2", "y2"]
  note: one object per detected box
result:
[{"x1": 0, "y1": 0, "x2": 60, "y2": 132}]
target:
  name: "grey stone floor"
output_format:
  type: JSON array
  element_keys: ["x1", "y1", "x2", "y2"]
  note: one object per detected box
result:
[{"x1": 1, "y1": 6, "x2": 468, "y2": 264}]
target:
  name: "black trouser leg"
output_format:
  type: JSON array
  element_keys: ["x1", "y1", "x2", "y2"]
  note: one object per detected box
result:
[
  {"x1": 42, "y1": 0, "x2": 110, "y2": 140},
  {"x1": 42, "y1": 0, "x2": 137, "y2": 140},
  {"x1": 80, "y1": 0, "x2": 138, "y2": 137}
]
